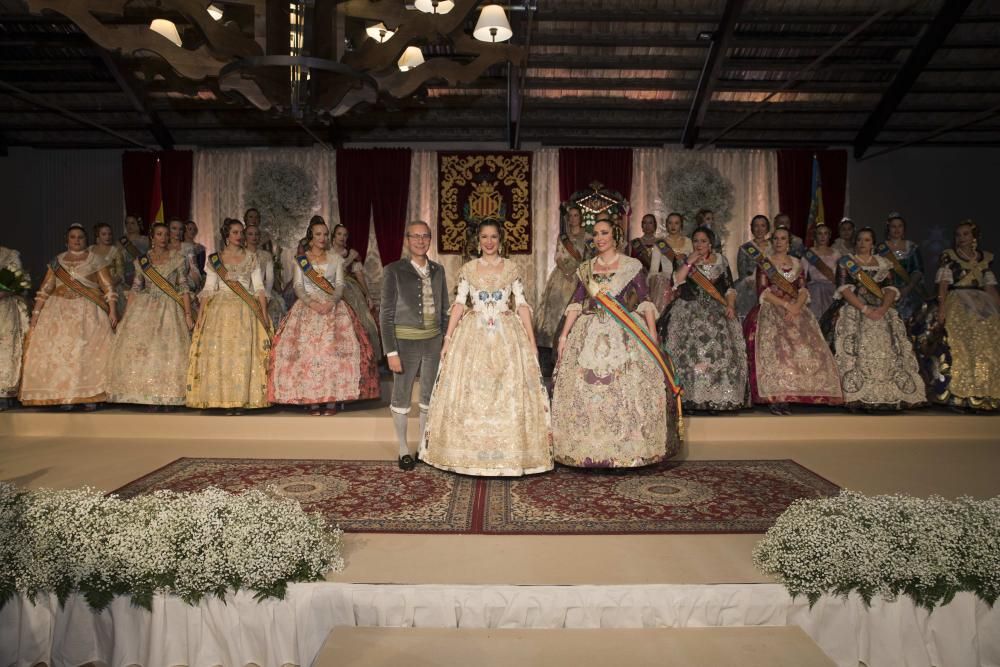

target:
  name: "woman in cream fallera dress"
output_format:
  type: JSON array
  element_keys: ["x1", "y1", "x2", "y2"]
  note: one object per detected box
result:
[
  {"x1": 420, "y1": 223, "x2": 552, "y2": 476},
  {"x1": 107, "y1": 223, "x2": 194, "y2": 407},
  {"x1": 20, "y1": 225, "x2": 118, "y2": 407},
  {"x1": 186, "y1": 221, "x2": 271, "y2": 411}
]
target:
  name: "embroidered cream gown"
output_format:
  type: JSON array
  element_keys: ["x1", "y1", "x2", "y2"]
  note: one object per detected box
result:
[
  {"x1": 420, "y1": 259, "x2": 553, "y2": 476},
  {"x1": 107, "y1": 251, "x2": 192, "y2": 405},
  {"x1": 20, "y1": 252, "x2": 116, "y2": 405},
  {"x1": 552, "y1": 256, "x2": 679, "y2": 468},
  {"x1": 0, "y1": 247, "x2": 30, "y2": 397},
  {"x1": 186, "y1": 252, "x2": 271, "y2": 409}
]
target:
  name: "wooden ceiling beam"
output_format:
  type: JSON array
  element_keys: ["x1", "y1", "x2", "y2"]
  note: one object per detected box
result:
[
  {"x1": 853, "y1": 0, "x2": 974, "y2": 158},
  {"x1": 528, "y1": 9, "x2": 1000, "y2": 24},
  {"x1": 94, "y1": 45, "x2": 174, "y2": 149},
  {"x1": 682, "y1": 0, "x2": 745, "y2": 148}
]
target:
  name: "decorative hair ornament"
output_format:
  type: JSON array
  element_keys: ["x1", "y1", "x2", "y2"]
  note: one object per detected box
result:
[
  {"x1": 887, "y1": 211, "x2": 904, "y2": 220},
  {"x1": 840, "y1": 217, "x2": 854, "y2": 224}
]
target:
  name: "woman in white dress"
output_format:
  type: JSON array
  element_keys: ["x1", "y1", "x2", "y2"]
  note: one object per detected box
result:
[
  {"x1": 89, "y1": 222, "x2": 128, "y2": 317},
  {"x1": 168, "y1": 218, "x2": 203, "y2": 292},
  {"x1": 420, "y1": 221, "x2": 553, "y2": 476},
  {"x1": 246, "y1": 223, "x2": 287, "y2": 330}
]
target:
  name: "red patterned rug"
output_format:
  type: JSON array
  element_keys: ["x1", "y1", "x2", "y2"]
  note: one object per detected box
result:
[{"x1": 114, "y1": 458, "x2": 838, "y2": 535}]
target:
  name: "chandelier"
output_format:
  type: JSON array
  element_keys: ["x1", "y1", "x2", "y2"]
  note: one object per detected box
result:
[{"x1": 28, "y1": 0, "x2": 525, "y2": 121}]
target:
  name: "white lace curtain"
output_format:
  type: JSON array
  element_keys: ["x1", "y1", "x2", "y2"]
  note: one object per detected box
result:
[
  {"x1": 189, "y1": 146, "x2": 776, "y2": 305},
  {"x1": 631, "y1": 148, "x2": 780, "y2": 269},
  {"x1": 190, "y1": 147, "x2": 339, "y2": 254}
]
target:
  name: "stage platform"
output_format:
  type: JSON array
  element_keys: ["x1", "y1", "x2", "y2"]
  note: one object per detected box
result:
[{"x1": 2, "y1": 403, "x2": 997, "y2": 444}]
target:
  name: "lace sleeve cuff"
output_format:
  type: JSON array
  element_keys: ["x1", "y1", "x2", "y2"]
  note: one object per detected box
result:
[
  {"x1": 935, "y1": 267, "x2": 954, "y2": 284},
  {"x1": 884, "y1": 285, "x2": 900, "y2": 301},
  {"x1": 833, "y1": 284, "x2": 855, "y2": 299},
  {"x1": 985, "y1": 271, "x2": 998, "y2": 287},
  {"x1": 724, "y1": 287, "x2": 736, "y2": 298},
  {"x1": 564, "y1": 302, "x2": 583, "y2": 314}
]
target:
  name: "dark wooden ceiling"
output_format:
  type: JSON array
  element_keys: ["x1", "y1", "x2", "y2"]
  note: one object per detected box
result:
[{"x1": 1, "y1": 0, "x2": 999, "y2": 156}]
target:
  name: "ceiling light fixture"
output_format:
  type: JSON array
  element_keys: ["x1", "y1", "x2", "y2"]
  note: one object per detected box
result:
[
  {"x1": 414, "y1": 0, "x2": 455, "y2": 14},
  {"x1": 397, "y1": 46, "x2": 425, "y2": 71},
  {"x1": 365, "y1": 22, "x2": 395, "y2": 43},
  {"x1": 473, "y1": 5, "x2": 512, "y2": 43},
  {"x1": 149, "y1": 19, "x2": 182, "y2": 47}
]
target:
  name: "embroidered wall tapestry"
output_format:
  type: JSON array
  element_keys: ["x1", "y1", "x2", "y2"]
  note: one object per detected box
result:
[{"x1": 437, "y1": 152, "x2": 532, "y2": 255}]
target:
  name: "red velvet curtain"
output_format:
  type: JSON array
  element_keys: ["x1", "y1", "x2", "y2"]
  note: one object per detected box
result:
[
  {"x1": 336, "y1": 148, "x2": 411, "y2": 264},
  {"x1": 776, "y1": 149, "x2": 848, "y2": 240},
  {"x1": 122, "y1": 150, "x2": 193, "y2": 230},
  {"x1": 558, "y1": 148, "x2": 633, "y2": 203}
]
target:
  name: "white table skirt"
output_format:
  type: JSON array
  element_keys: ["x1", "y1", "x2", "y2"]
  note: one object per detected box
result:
[{"x1": 2, "y1": 583, "x2": 997, "y2": 667}]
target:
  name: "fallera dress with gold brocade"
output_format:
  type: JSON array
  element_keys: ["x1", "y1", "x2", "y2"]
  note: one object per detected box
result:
[
  {"x1": 0, "y1": 247, "x2": 30, "y2": 398},
  {"x1": 534, "y1": 231, "x2": 589, "y2": 348},
  {"x1": 552, "y1": 256, "x2": 679, "y2": 468},
  {"x1": 743, "y1": 261, "x2": 843, "y2": 406},
  {"x1": 107, "y1": 251, "x2": 192, "y2": 405},
  {"x1": 186, "y1": 252, "x2": 271, "y2": 409},
  {"x1": 420, "y1": 259, "x2": 553, "y2": 476},
  {"x1": 822, "y1": 255, "x2": 926, "y2": 410},
  {"x1": 20, "y1": 252, "x2": 116, "y2": 405},
  {"x1": 915, "y1": 249, "x2": 1000, "y2": 411}
]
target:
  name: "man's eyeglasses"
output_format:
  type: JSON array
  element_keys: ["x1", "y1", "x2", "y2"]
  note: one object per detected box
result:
[{"x1": 407, "y1": 233, "x2": 432, "y2": 240}]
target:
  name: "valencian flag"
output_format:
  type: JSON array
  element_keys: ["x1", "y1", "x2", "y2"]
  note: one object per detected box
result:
[
  {"x1": 149, "y1": 157, "x2": 165, "y2": 225},
  {"x1": 805, "y1": 154, "x2": 825, "y2": 245}
]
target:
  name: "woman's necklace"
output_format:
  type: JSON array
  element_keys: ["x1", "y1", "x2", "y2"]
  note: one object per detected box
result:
[{"x1": 595, "y1": 252, "x2": 619, "y2": 268}]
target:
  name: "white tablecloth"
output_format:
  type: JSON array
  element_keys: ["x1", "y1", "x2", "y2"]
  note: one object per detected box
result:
[{"x1": 3, "y1": 583, "x2": 997, "y2": 667}]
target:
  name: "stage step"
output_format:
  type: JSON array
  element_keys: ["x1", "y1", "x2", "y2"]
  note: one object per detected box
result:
[
  {"x1": 1, "y1": 407, "x2": 997, "y2": 443},
  {"x1": 315, "y1": 627, "x2": 835, "y2": 667}
]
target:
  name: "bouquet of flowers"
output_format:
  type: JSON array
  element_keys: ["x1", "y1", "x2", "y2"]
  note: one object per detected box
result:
[{"x1": 0, "y1": 267, "x2": 31, "y2": 297}]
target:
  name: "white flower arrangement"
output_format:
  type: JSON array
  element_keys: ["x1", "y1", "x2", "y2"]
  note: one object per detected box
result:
[
  {"x1": 244, "y1": 161, "x2": 318, "y2": 252},
  {"x1": 753, "y1": 491, "x2": 1000, "y2": 610},
  {"x1": 0, "y1": 483, "x2": 343, "y2": 611},
  {"x1": 661, "y1": 158, "x2": 735, "y2": 244}
]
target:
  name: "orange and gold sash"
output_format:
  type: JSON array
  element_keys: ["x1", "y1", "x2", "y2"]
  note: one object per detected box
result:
[
  {"x1": 839, "y1": 256, "x2": 885, "y2": 301},
  {"x1": 120, "y1": 237, "x2": 185, "y2": 309},
  {"x1": 684, "y1": 262, "x2": 729, "y2": 308},
  {"x1": 876, "y1": 242, "x2": 911, "y2": 283},
  {"x1": 48, "y1": 260, "x2": 109, "y2": 314},
  {"x1": 580, "y1": 264, "x2": 684, "y2": 430},
  {"x1": 209, "y1": 253, "x2": 272, "y2": 332},
  {"x1": 742, "y1": 242, "x2": 798, "y2": 299},
  {"x1": 296, "y1": 255, "x2": 337, "y2": 296}
]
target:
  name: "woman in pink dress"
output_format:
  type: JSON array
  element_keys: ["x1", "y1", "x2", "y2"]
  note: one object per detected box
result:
[
  {"x1": 268, "y1": 220, "x2": 379, "y2": 415},
  {"x1": 743, "y1": 227, "x2": 843, "y2": 414}
]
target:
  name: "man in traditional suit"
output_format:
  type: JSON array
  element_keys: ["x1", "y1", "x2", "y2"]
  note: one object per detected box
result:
[{"x1": 380, "y1": 220, "x2": 450, "y2": 470}]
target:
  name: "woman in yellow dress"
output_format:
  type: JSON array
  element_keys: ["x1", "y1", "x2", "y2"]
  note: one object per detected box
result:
[
  {"x1": 20, "y1": 224, "x2": 118, "y2": 410},
  {"x1": 918, "y1": 221, "x2": 1000, "y2": 411},
  {"x1": 186, "y1": 220, "x2": 271, "y2": 414},
  {"x1": 420, "y1": 221, "x2": 552, "y2": 476},
  {"x1": 89, "y1": 222, "x2": 127, "y2": 317},
  {"x1": 0, "y1": 245, "x2": 30, "y2": 409},
  {"x1": 108, "y1": 222, "x2": 195, "y2": 409}
]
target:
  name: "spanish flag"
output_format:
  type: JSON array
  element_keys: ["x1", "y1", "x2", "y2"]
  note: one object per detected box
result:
[
  {"x1": 149, "y1": 157, "x2": 165, "y2": 224},
  {"x1": 805, "y1": 154, "x2": 825, "y2": 245}
]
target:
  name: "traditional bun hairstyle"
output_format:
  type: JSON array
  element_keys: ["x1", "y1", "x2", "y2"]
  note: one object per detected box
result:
[
  {"x1": 692, "y1": 225, "x2": 717, "y2": 249},
  {"x1": 886, "y1": 211, "x2": 906, "y2": 237},
  {"x1": 593, "y1": 216, "x2": 624, "y2": 246},
  {"x1": 219, "y1": 218, "x2": 244, "y2": 246},
  {"x1": 955, "y1": 219, "x2": 980, "y2": 251},
  {"x1": 305, "y1": 218, "x2": 329, "y2": 244},
  {"x1": 92, "y1": 222, "x2": 112, "y2": 238},
  {"x1": 750, "y1": 214, "x2": 771, "y2": 234},
  {"x1": 474, "y1": 218, "x2": 506, "y2": 257},
  {"x1": 66, "y1": 222, "x2": 88, "y2": 242},
  {"x1": 855, "y1": 226, "x2": 877, "y2": 247}
]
